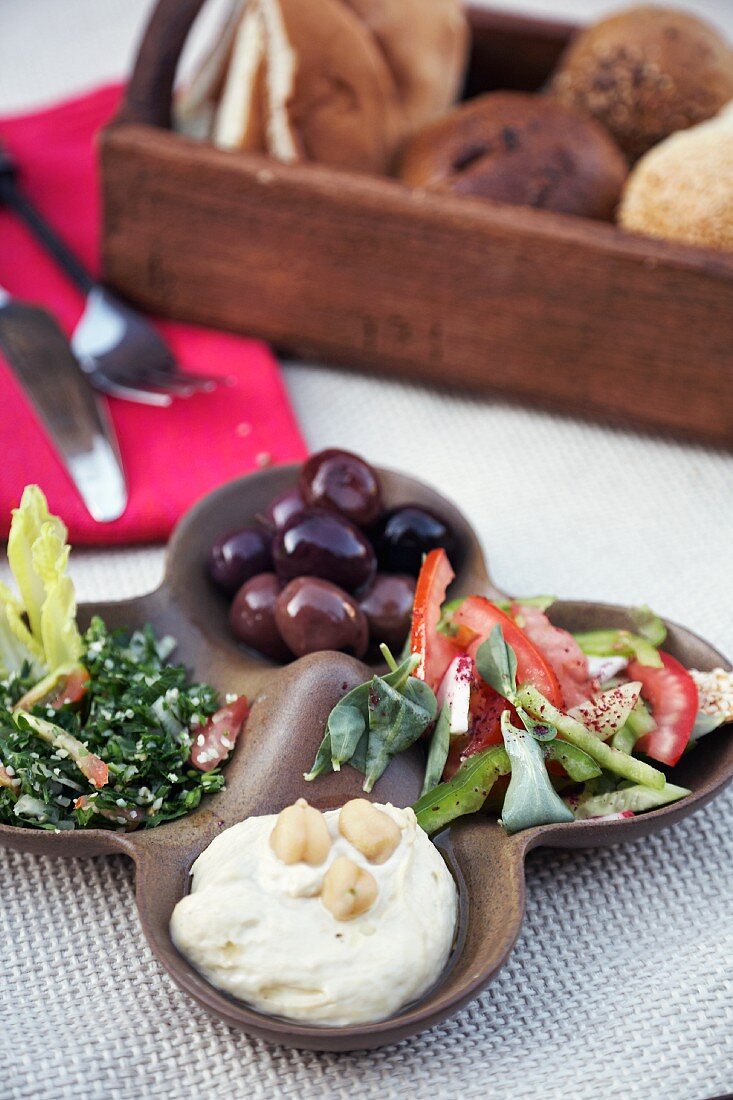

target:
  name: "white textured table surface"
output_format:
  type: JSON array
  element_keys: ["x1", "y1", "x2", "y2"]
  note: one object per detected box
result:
[{"x1": 1, "y1": 3, "x2": 733, "y2": 1099}]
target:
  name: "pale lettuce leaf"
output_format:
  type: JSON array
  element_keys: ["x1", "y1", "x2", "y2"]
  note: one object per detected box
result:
[
  {"x1": 0, "y1": 581, "x2": 45, "y2": 678},
  {"x1": 32, "y1": 524, "x2": 82, "y2": 669},
  {"x1": 2, "y1": 487, "x2": 81, "y2": 679},
  {"x1": 7, "y1": 485, "x2": 66, "y2": 643}
]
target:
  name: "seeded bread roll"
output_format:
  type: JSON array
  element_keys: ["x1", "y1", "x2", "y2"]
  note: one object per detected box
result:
[
  {"x1": 619, "y1": 103, "x2": 733, "y2": 251},
  {"x1": 177, "y1": 0, "x2": 469, "y2": 175},
  {"x1": 398, "y1": 92, "x2": 628, "y2": 221},
  {"x1": 549, "y1": 6, "x2": 733, "y2": 162}
]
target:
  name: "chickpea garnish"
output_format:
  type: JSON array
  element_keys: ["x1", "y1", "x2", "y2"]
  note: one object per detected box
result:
[
  {"x1": 338, "y1": 798, "x2": 401, "y2": 864},
  {"x1": 269, "y1": 798, "x2": 331, "y2": 866},
  {"x1": 321, "y1": 856, "x2": 378, "y2": 921}
]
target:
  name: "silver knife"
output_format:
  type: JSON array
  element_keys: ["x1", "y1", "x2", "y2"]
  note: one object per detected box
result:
[{"x1": 0, "y1": 287, "x2": 128, "y2": 522}]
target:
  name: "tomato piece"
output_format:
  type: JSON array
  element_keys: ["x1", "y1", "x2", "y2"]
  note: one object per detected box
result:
[
  {"x1": 15, "y1": 665, "x2": 91, "y2": 712},
  {"x1": 190, "y1": 696, "x2": 249, "y2": 772},
  {"x1": 443, "y1": 598, "x2": 564, "y2": 777},
  {"x1": 77, "y1": 752, "x2": 109, "y2": 789},
  {"x1": 453, "y1": 597, "x2": 563, "y2": 707},
  {"x1": 466, "y1": 677, "x2": 507, "y2": 752},
  {"x1": 48, "y1": 667, "x2": 91, "y2": 709},
  {"x1": 410, "y1": 549, "x2": 461, "y2": 692},
  {"x1": 629, "y1": 651, "x2": 698, "y2": 767},
  {"x1": 443, "y1": 677, "x2": 506, "y2": 778},
  {"x1": 511, "y1": 604, "x2": 594, "y2": 708}
]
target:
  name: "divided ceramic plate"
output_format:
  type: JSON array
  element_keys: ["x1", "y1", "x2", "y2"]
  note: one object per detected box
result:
[{"x1": 1, "y1": 465, "x2": 731, "y2": 1051}]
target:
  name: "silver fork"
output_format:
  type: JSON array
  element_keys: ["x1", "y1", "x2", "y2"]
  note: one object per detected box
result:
[{"x1": 0, "y1": 143, "x2": 217, "y2": 407}]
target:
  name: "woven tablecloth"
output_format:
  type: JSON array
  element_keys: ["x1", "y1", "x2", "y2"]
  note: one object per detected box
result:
[{"x1": 2, "y1": 3, "x2": 733, "y2": 1098}]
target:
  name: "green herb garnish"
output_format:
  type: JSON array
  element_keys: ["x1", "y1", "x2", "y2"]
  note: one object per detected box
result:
[
  {"x1": 305, "y1": 649, "x2": 437, "y2": 791},
  {"x1": 475, "y1": 625, "x2": 518, "y2": 699},
  {"x1": 420, "y1": 702, "x2": 451, "y2": 798},
  {"x1": 499, "y1": 711, "x2": 574, "y2": 835}
]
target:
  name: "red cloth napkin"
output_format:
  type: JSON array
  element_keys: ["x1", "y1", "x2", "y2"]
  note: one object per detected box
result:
[{"x1": 0, "y1": 85, "x2": 306, "y2": 544}]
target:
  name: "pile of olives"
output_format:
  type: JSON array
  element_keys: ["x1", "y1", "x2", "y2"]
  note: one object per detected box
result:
[{"x1": 207, "y1": 449, "x2": 456, "y2": 662}]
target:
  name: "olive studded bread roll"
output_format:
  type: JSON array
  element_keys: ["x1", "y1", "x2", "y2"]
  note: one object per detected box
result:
[
  {"x1": 619, "y1": 103, "x2": 733, "y2": 251},
  {"x1": 548, "y1": 6, "x2": 733, "y2": 162},
  {"x1": 176, "y1": 0, "x2": 469, "y2": 176},
  {"x1": 398, "y1": 92, "x2": 628, "y2": 221}
]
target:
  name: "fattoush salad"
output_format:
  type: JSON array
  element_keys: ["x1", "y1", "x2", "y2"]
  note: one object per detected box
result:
[{"x1": 305, "y1": 548, "x2": 732, "y2": 836}]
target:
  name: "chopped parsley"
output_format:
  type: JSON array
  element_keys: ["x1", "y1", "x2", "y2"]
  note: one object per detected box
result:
[{"x1": 0, "y1": 617, "x2": 225, "y2": 831}]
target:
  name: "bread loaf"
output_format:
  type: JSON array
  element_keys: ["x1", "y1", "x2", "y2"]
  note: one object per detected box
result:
[{"x1": 177, "y1": 0, "x2": 469, "y2": 175}]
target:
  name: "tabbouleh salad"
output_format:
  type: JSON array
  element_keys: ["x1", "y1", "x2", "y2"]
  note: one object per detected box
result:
[{"x1": 0, "y1": 486, "x2": 247, "y2": 832}]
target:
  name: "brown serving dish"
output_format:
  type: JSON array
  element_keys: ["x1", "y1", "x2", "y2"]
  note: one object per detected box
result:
[
  {"x1": 2, "y1": 464, "x2": 731, "y2": 1051},
  {"x1": 100, "y1": 2, "x2": 733, "y2": 447}
]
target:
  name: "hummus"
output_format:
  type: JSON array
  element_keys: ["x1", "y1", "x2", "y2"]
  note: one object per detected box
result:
[{"x1": 170, "y1": 801, "x2": 457, "y2": 1026}]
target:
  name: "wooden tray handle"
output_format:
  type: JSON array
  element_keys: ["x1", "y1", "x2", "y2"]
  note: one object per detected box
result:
[{"x1": 118, "y1": 0, "x2": 208, "y2": 128}]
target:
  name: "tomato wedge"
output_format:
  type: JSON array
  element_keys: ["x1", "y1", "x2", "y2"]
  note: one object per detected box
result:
[
  {"x1": 15, "y1": 665, "x2": 91, "y2": 713},
  {"x1": 77, "y1": 752, "x2": 109, "y2": 790},
  {"x1": 629, "y1": 651, "x2": 698, "y2": 766},
  {"x1": 190, "y1": 696, "x2": 249, "y2": 772},
  {"x1": 444, "y1": 598, "x2": 563, "y2": 772},
  {"x1": 453, "y1": 597, "x2": 563, "y2": 706},
  {"x1": 467, "y1": 676, "x2": 506, "y2": 749},
  {"x1": 511, "y1": 604, "x2": 594, "y2": 708},
  {"x1": 49, "y1": 667, "x2": 91, "y2": 709},
  {"x1": 410, "y1": 549, "x2": 461, "y2": 692}
]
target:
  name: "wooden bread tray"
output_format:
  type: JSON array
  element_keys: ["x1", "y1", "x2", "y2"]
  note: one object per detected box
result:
[{"x1": 100, "y1": 1, "x2": 733, "y2": 446}]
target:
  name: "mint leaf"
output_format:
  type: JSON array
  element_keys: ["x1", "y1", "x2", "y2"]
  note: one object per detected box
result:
[
  {"x1": 475, "y1": 625, "x2": 518, "y2": 700},
  {"x1": 305, "y1": 653, "x2": 436, "y2": 788},
  {"x1": 349, "y1": 729, "x2": 369, "y2": 774},
  {"x1": 363, "y1": 678, "x2": 433, "y2": 792},
  {"x1": 403, "y1": 675, "x2": 438, "y2": 720},
  {"x1": 499, "y1": 711, "x2": 574, "y2": 835},
  {"x1": 303, "y1": 731, "x2": 334, "y2": 782},
  {"x1": 420, "y1": 702, "x2": 451, "y2": 797},
  {"x1": 328, "y1": 704, "x2": 366, "y2": 772}
]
